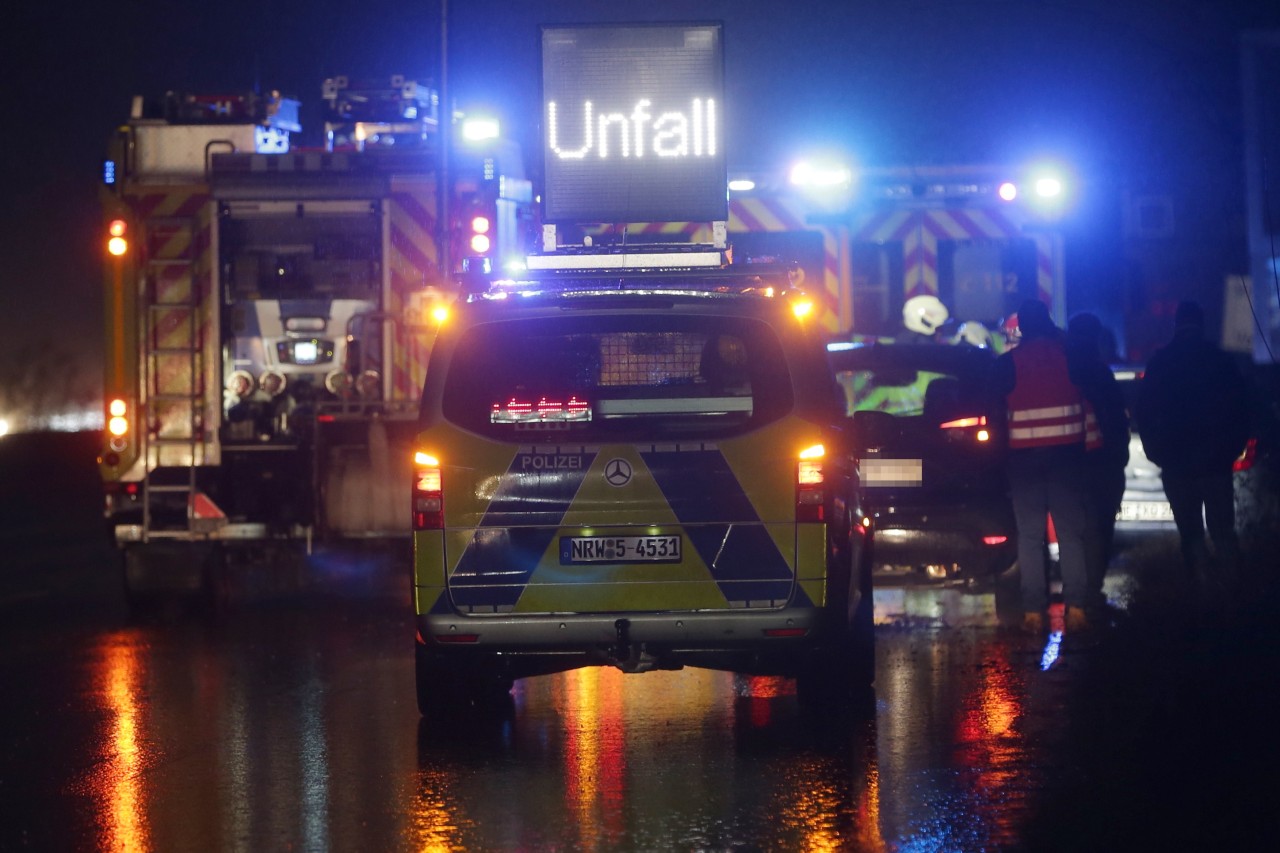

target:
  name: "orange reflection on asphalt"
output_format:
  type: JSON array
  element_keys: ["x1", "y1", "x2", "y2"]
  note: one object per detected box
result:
[
  {"x1": 561, "y1": 668, "x2": 627, "y2": 848},
  {"x1": 954, "y1": 642, "x2": 1027, "y2": 845},
  {"x1": 410, "y1": 766, "x2": 464, "y2": 851},
  {"x1": 736, "y1": 675, "x2": 885, "y2": 851},
  {"x1": 854, "y1": 759, "x2": 885, "y2": 853},
  {"x1": 770, "y1": 733, "x2": 886, "y2": 851},
  {"x1": 777, "y1": 763, "x2": 849, "y2": 852},
  {"x1": 95, "y1": 632, "x2": 151, "y2": 853}
]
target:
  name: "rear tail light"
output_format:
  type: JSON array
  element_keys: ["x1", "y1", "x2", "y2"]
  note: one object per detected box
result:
[
  {"x1": 413, "y1": 451, "x2": 443, "y2": 530},
  {"x1": 982, "y1": 535, "x2": 1009, "y2": 546},
  {"x1": 107, "y1": 219, "x2": 128, "y2": 256},
  {"x1": 106, "y1": 398, "x2": 131, "y2": 452},
  {"x1": 103, "y1": 480, "x2": 142, "y2": 514},
  {"x1": 796, "y1": 443, "x2": 825, "y2": 523},
  {"x1": 491, "y1": 395, "x2": 592, "y2": 424},
  {"x1": 1233, "y1": 437, "x2": 1258, "y2": 473},
  {"x1": 940, "y1": 415, "x2": 990, "y2": 442}
]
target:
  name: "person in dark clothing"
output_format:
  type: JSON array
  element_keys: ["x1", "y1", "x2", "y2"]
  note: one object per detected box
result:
[
  {"x1": 990, "y1": 299, "x2": 1093, "y2": 635},
  {"x1": 1136, "y1": 300, "x2": 1250, "y2": 581},
  {"x1": 1066, "y1": 312, "x2": 1130, "y2": 611}
]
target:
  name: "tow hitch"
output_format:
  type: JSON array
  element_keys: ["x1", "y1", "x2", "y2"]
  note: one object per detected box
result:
[{"x1": 610, "y1": 618, "x2": 662, "y2": 673}]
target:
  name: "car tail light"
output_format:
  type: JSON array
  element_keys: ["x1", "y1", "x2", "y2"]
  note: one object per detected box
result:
[
  {"x1": 413, "y1": 451, "x2": 443, "y2": 530},
  {"x1": 106, "y1": 219, "x2": 128, "y2": 256},
  {"x1": 982, "y1": 535, "x2": 1009, "y2": 545},
  {"x1": 940, "y1": 415, "x2": 990, "y2": 442},
  {"x1": 491, "y1": 395, "x2": 591, "y2": 424},
  {"x1": 106, "y1": 397, "x2": 131, "y2": 452},
  {"x1": 796, "y1": 443, "x2": 825, "y2": 523},
  {"x1": 1233, "y1": 437, "x2": 1258, "y2": 473}
]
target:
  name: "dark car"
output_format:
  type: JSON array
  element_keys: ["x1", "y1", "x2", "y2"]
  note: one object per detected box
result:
[{"x1": 827, "y1": 342, "x2": 1017, "y2": 588}]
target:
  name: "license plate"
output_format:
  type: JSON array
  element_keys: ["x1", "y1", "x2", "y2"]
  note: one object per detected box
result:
[
  {"x1": 861, "y1": 458, "x2": 923, "y2": 486},
  {"x1": 560, "y1": 535, "x2": 682, "y2": 564},
  {"x1": 1118, "y1": 500, "x2": 1175, "y2": 522}
]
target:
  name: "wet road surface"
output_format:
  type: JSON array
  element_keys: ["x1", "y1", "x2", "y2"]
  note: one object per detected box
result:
[
  {"x1": 4, "y1": 431, "x2": 1279, "y2": 850},
  {"x1": 0, "y1": 540, "x2": 1130, "y2": 852}
]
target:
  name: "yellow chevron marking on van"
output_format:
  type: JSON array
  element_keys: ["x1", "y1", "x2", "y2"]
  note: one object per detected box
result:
[
  {"x1": 795, "y1": 524, "x2": 828, "y2": 582},
  {"x1": 414, "y1": 531, "x2": 447, "y2": 587},
  {"x1": 516, "y1": 517, "x2": 724, "y2": 612},
  {"x1": 798, "y1": 577, "x2": 827, "y2": 609},
  {"x1": 559, "y1": 446, "x2": 679, "y2": 528},
  {"x1": 718, "y1": 416, "x2": 816, "y2": 569},
  {"x1": 444, "y1": 529, "x2": 479, "y2": 577}
]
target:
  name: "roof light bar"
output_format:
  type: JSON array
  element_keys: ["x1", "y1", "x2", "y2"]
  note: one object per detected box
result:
[{"x1": 525, "y1": 250, "x2": 724, "y2": 271}]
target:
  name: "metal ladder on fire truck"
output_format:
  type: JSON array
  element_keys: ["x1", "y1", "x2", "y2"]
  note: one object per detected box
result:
[{"x1": 140, "y1": 213, "x2": 216, "y2": 542}]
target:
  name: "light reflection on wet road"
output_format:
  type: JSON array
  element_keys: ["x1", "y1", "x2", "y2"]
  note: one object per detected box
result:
[{"x1": 0, "y1": 559, "x2": 1112, "y2": 851}]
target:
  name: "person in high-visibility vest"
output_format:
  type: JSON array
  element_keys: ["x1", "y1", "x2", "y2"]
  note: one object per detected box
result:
[{"x1": 990, "y1": 298, "x2": 1092, "y2": 636}]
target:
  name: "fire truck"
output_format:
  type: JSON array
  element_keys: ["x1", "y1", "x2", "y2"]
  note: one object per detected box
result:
[
  {"x1": 98, "y1": 78, "x2": 533, "y2": 592},
  {"x1": 583, "y1": 163, "x2": 1069, "y2": 339}
]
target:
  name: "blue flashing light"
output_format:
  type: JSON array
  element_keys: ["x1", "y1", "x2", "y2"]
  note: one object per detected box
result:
[
  {"x1": 789, "y1": 161, "x2": 852, "y2": 188},
  {"x1": 997, "y1": 181, "x2": 1017, "y2": 202},
  {"x1": 462, "y1": 118, "x2": 500, "y2": 142},
  {"x1": 1035, "y1": 177, "x2": 1063, "y2": 198},
  {"x1": 728, "y1": 179, "x2": 755, "y2": 192},
  {"x1": 103, "y1": 160, "x2": 116, "y2": 185}
]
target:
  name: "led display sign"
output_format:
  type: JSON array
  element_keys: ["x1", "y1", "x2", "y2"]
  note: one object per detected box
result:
[{"x1": 541, "y1": 23, "x2": 727, "y2": 224}]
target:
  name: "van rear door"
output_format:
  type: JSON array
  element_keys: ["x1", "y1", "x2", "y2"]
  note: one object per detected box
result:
[{"x1": 427, "y1": 311, "x2": 815, "y2": 615}]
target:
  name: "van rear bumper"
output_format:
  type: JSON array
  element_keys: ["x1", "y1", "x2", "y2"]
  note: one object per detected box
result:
[
  {"x1": 416, "y1": 606, "x2": 836, "y2": 678},
  {"x1": 419, "y1": 606, "x2": 824, "y2": 648}
]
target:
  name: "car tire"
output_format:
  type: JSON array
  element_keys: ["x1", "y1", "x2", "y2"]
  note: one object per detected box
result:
[{"x1": 795, "y1": 584, "x2": 876, "y2": 712}]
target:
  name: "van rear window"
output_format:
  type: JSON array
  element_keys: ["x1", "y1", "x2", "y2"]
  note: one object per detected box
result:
[{"x1": 441, "y1": 314, "x2": 793, "y2": 440}]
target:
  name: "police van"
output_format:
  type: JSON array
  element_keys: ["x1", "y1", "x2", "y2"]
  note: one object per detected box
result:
[{"x1": 410, "y1": 247, "x2": 875, "y2": 714}]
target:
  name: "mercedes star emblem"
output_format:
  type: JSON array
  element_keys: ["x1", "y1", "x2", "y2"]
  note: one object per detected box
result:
[{"x1": 604, "y1": 458, "x2": 633, "y2": 487}]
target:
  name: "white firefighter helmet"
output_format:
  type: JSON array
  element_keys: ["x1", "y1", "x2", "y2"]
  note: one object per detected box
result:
[
  {"x1": 955, "y1": 320, "x2": 993, "y2": 349},
  {"x1": 903, "y1": 295, "x2": 949, "y2": 336}
]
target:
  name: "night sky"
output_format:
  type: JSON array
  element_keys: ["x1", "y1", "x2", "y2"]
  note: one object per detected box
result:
[{"x1": 3, "y1": 0, "x2": 1278, "y2": 420}]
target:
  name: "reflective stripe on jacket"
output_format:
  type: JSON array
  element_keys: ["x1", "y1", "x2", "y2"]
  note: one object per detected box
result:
[
  {"x1": 1007, "y1": 338, "x2": 1086, "y2": 449},
  {"x1": 1083, "y1": 400, "x2": 1102, "y2": 451}
]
